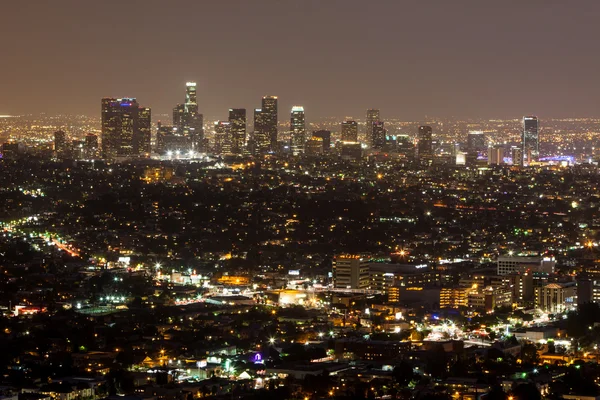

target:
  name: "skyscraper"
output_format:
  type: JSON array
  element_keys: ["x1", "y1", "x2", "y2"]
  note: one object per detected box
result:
[
  {"x1": 134, "y1": 107, "x2": 151, "y2": 157},
  {"x1": 262, "y1": 96, "x2": 278, "y2": 151},
  {"x1": 417, "y1": 125, "x2": 433, "y2": 164},
  {"x1": 342, "y1": 120, "x2": 358, "y2": 142},
  {"x1": 290, "y1": 106, "x2": 306, "y2": 156},
  {"x1": 84, "y1": 134, "x2": 99, "y2": 159},
  {"x1": 54, "y1": 130, "x2": 67, "y2": 159},
  {"x1": 488, "y1": 144, "x2": 504, "y2": 165},
  {"x1": 366, "y1": 109, "x2": 380, "y2": 145},
  {"x1": 522, "y1": 116, "x2": 539, "y2": 165},
  {"x1": 253, "y1": 108, "x2": 269, "y2": 154},
  {"x1": 467, "y1": 131, "x2": 487, "y2": 156},
  {"x1": 101, "y1": 98, "x2": 150, "y2": 160},
  {"x1": 371, "y1": 121, "x2": 386, "y2": 149},
  {"x1": 213, "y1": 121, "x2": 231, "y2": 155},
  {"x1": 229, "y1": 108, "x2": 246, "y2": 154},
  {"x1": 511, "y1": 146, "x2": 523, "y2": 166},
  {"x1": 173, "y1": 82, "x2": 204, "y2": 151}
]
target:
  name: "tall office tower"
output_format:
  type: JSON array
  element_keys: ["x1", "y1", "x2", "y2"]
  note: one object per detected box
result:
[
  {"x1": 488, "y1": 144, "x2": 504, "y2": 165},
  {"x1": 54, "y1": 130, "x2": 67, "y2": 158},
  {"x1": 71, "y1": 140, "x2": 85, "y2": 160},
  {"x1": 467, "y1": 131, "x2": 487, "y2": 156},
  {"x1": 134, "y1": 107, "x2": 151, "y2": 157},
  {"x1": 262, "y1": 96, "x2": 278, "y2": 151},
  {"x1": 312, "y1": 130, "x2": 331, "y2": 153},
  {"x1": 290, "y1": 106, "x2": 306, "y2": 155},
  {"x1": 371, "y1": 121, "x2": 386, "y2": 149},
  {"x1": 173, "y1": 104, "x2": 185, "y2": 127},
  {"x1": 252, "y1": 108, "x2": 271, "y2": 154},
  {"x1": 213, "y1": 121, "x2": 231, "y2": 155},
  {"x1": 333, "y1": 255, "x2": 370, "y2": 289},
  {"x1": 417, "y1": 125, "x2": 433, "y2": 164},
  {"x1": 101, "y1": 98, "x2": 149, "y2": 159},
  {"x1": 511, "y1": 146, "x2": 523, "y2": 166},
  {"x1": 173, "y1": 82, "x2": 204, "y2": 151},
  {"x1": 228, "y1": 108, "x2": 247, "y2": 154},
  {"x1": 341, "y1": 120, "x2": 358, "y2": 142},
  {"x1": 253, "y1": 108, "x2": 270, "y2": 154},
  {"x1": 522, "y1": 116, "x2": 539, "y2": 165},
  {"x1": 366, "y1": 109, "x2": 380, "y2": 145},
  {"x1": 84, "y1": 134, "x2": 99, "y2": 159}
]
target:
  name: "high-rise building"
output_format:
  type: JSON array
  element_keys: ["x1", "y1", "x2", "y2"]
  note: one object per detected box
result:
[
  {"x1": 341, "y1": 120, "x2": 358, "y2": 142},
  {"x1": 312, "y1": 130, "x2": 331, "y2": 153},
  {"x1": 511, "y1": 146, "x2": 523, "y2": 166},
  {"x1": 522, "y1": 116, "x2": 539, "y2": 165},
  {"x1": 101, "y1": 98, "x2": 150, "y2": 160},
  {"x1": 54, "y1": 130, "x2": 68, "y2": 159},
  {"x1": 333, "y1": 255, "x2": 370, "y2": 289},
  {"x1": 84, "y1": 134, "x2": 99, "y2": 159},
  {"x1": 366, "y1": 109, "x2": 380, "y2": 145},
  {"x1": 488, "y1": 144, "x2": 504, "y2": 165},
  {"x1": 371, "y1": 121, "x2": 386, "y2": 149},
  {"x1": 497, "y1": 256, "x2": 555, "y2": 276},
  {"x1": 467, "y1": 131, "x2": 486, "y2": 156},
  {"x1": 252, "y1": 108, "x2": 269, "y2": 154},
  {"x1": 290, "y1": 106, "x2": 306, "y2": 156},
  {"x1": 417, "y1": 125, "x2": 433, "y2": 164},
  {"x1": 134, "y1": 107, "x2": 151, "y2": 157},
  {"x1": 71, "y1": 140, "x2": 85, "y2": 160},
  {"x1": 535, "y1": 283, "x2": 576, "y2": 313},
  {"x1": 173, "y1": 82, "x2": 204, "y2": 151},
  {"x1": 229, "y1": 108, "x2": 246, "y2": 154},
  {"x1": 305, "y1": 137, "x2": 324, "y2": 156},
  {"x1": 213, "y1": 121, "x2": 231, "y2": 155},
  {"x1": 262, "y1": 96, "x2": 278, "y2": 151}
]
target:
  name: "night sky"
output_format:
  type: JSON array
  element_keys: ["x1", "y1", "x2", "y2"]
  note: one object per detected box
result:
[{"x1": 2, "y1": 0, "x2": 600, "y2": 120}]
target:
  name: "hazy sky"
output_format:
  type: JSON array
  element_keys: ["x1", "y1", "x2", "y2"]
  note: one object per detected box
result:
[{"x1": 1, "y1": 0, "x2": 600, "y2": 120}]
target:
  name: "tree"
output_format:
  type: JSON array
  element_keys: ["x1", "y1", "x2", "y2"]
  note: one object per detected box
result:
[
  {"x1": 392, "y1": 360, "x2": 415, "y2": 387},
  {"x1": 486, "y1": 385, "x2": 508, "y2": 400},
  {"x1": 512, "y1": 382, "x2": 541, "y2": 400},
  {"x1": 520, "y1": 343, "x2": 539, "y2": 365}
]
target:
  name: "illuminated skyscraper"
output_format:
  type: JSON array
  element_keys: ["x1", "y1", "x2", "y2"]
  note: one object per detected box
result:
[
  {"x1": 467, "y1": 131, "x2": 486, "y2": 156},
  {"x1": 262, "y1": 96, "x2": 278, "y2": 151},
  {"x1": 366, "y1": 109, "x2": 380, "y2": 145},
  {"x1": 173, "y1": 82, "x2": 204, "y2": 151},
  {"x1": 341, "y1": 120, "x2": 358, "y2": 142},
  {"x1": 522, "y1": 116, "x2": 539, "y2": 165},
  {"x1": 488, "y1": 144, "x2": 504, "y2": 165},
  {"x1": 84, "y1": 134, "x2": 99, "y2": 159},
  {"x1": 54, "y1": 130, "x2": 67, "y2": 159},
  {"x1": 290, "y1": 106, "x2": 306, "y2": 155},
  {"x1": 511, "y1": 146, "x2": 523, "y2": 166},
  {"x1": 371, "y1": 121, "x2": 386, "y2": 149},
  {"x1": 253, "y1": 108, "x2": 269, "y2": 154},
  {"x1": 229, "y1": 108, "x2": 246, "y2": 154},
  {"x1": 134, "y1": 107, "x2": 151, "y2": 157},
  {"x1": 417, "y1": 125, "x2": 433, "y2": 164},
  {"x1": 213, "y1": 121, "x2": 231, "y2": 155},
  {"x1": 101, "y1": 98, "x2": 149, "y2": 159}
]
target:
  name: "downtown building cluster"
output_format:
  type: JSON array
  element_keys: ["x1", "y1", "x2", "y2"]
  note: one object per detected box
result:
[{"x1": 77, "y1": 82, "x2": 544, "y2": 165}]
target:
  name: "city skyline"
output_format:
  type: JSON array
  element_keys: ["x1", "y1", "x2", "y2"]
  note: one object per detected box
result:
[{"x1": 2, "y1": 1, "x2": 600, "y2": 119}]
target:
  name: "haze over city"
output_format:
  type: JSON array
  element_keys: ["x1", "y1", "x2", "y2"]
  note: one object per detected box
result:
[{"x1": 2, "y1": 0, "x2": 600, "y2": 119}]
